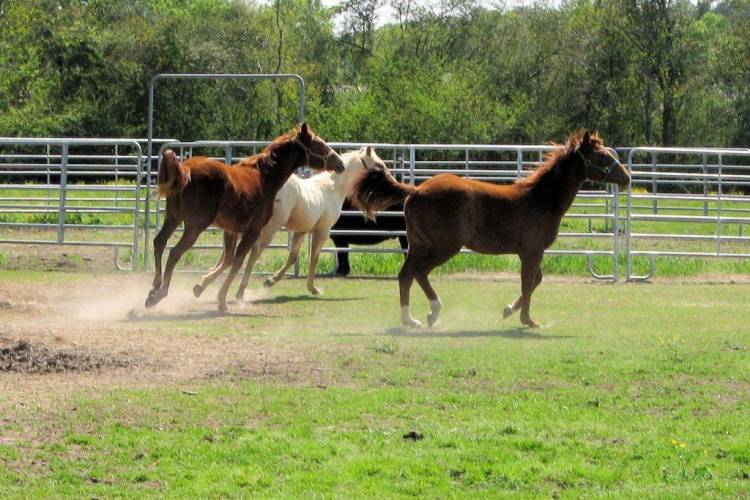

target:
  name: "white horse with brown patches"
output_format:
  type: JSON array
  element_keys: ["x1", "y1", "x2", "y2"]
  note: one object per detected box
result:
[{"x1": 192, "y1": 147, "x2": 387, "y2": 299}]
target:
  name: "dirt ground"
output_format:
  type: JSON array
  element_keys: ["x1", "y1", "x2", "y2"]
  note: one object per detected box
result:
[{"x1": 0, "y1": 272, "x2": 332, "y2": 407}]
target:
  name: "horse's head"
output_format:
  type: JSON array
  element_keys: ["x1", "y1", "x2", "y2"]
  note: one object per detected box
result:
[
  {"x1": 573, "y1": 131, "x2": 630, "y2": 188},
  {"x1": 358, "y1": 146, "x2": 387, "y2": 173},
  {"x1": 294, "y1": 123, "x2": 345, "y2": 173}
]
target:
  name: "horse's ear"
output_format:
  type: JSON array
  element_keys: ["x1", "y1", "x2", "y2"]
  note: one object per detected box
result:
[
  {"x1": 366, "y1": 146, "x2": 373, "y2": 157},
  {"x1": 583, "y1": 130, "x2": 591, "y2": 146},
  {"x1": 298, "y1": 122, "x2": 311, "y2": 143}
]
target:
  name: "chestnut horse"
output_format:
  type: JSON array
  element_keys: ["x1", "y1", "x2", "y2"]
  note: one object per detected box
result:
[
  {"x1": 351, "y1": 130, "x2": 630, "y2": 328},
  {"x1": 192, "y1": 147, "x2": 386, "y2": 299},
  {"x1": 146, "y1": 123, "x2": 344, "y2": 312}
]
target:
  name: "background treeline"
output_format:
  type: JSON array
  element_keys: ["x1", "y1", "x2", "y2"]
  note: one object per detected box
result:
[{"x1": 1, "y1": 0, "x2": 748, "y2": 146}]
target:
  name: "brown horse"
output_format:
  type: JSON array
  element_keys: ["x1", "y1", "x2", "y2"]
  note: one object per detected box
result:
[
  {"x1": 146, "y1": 123, "x2": 344, "y2": 312},
  {"x1": 351, "y1": 130, "x2": 631, "y2": 328}
]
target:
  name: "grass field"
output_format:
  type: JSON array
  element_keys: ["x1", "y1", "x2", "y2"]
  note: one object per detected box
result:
[{"x1": 1, "y1": 269, "x2": 749, "y2": 497}]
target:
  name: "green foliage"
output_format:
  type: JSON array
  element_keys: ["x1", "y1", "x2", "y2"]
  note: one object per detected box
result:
[{"x1": 0, "y1": 0, "x2": 748, "y2": 145}]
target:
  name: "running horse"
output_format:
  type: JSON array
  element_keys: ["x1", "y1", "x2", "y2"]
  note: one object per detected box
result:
[
  {"x1": 192, "y1": 147, "x2": 386, "y2": 299},
  {"x1": 350, "y1": 130, "x2": 630, "y2": 328},
  {"x1": 146, "y1": 123, "x2": 344, "y2": 312}
]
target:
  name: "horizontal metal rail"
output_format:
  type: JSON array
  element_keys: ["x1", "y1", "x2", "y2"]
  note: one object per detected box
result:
[
  {"x1": 625, "y1": 147, "x2": 750, "y2": 280},
  {"x1": 0, "y1": 138, "x2": 143, "y2": 270},
  {"x1": 4, "y1": 139, "x2": 750, "y2": 282}
]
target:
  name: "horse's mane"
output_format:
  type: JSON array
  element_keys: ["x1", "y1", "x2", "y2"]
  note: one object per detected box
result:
[
  {"x1": 516, "y1": 129, "x2": 603, "y2": 190},
  {"x1": 235, "y1": 129, "x2": 298, "y2": 171}
]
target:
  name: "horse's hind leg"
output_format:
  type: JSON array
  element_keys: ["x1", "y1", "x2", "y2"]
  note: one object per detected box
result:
[
  {"x1": 515, "y1": 252, "x2": 544, "y2": 328},
  {"x1": 503, "y1": 268, "x2": 543, "y2": 319},
  {"x1": 413, "y1": 250, "x2": 457, "y2": 328},
  {"x1": 146, "y1": 226, "x2": 203, "y2": 308},
  {"x1": 264, "y1": 232, "x2": 306, "y2": 288},
  {"x1": 398, "y1": 253, "x2": 423, "y2": 328},
  {"x1": 151, "y1": 210, "x2": 180, "y2": 290},
  {"x1": 193, "y1": 232, "x2": 238, "y2": 298}
]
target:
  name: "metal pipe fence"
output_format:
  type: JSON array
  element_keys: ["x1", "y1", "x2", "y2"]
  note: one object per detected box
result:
[
  {"x1": 2, "y1": 139, "x2": 750, "y2": 282},
  {"x1": 151, "y1": 141, "x2": 622, "y2": 280},
  {"x1": 625, "y1": 147, "x2": 750, "y2": 281},
  {"x1": 0, "y1": 138, "x2": 143, "y2": 270}
]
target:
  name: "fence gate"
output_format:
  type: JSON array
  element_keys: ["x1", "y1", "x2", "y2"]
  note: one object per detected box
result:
[
  {"x1": 143, "y1": 73, "x2": 306, "y2": 269},
  {"x1": 626, "y1": 147, "x2": 750, "y2": 281},
  {"x1": 0, "y1": 138, "x2": 143, "y2": 270}
]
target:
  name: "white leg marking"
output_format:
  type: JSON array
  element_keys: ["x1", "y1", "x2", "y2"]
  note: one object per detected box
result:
[
  {"x1": 427, "y1": 298, "x2": 442, "y2": 328},
  {"x1": 401, "y1": 306, "x2": 423, "y2": 328}
]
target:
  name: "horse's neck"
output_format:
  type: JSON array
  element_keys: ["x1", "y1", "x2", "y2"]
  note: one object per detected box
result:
[
  {"x1": 261, "y1": 145, "x2": 304, "y2": 195},
  {"x1": 526, "y1": 158, "x2": 583, "y2": 216},
  {"x1": 332, "y1": 159, "x2": 363, "y2": 199}
]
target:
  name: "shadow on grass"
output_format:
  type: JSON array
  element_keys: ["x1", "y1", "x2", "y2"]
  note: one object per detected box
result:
[
  {"x1": 332, "y1": 328, "x2": 576, "y2": 339},
  {"x1": 123, "y1": 309, "x2": 275, "y2": 323},
  {"x1": 251, "y1": 294, "x2": 364, "y2": 305},
  {"x1": 384, "y1": 327, "x2": 576, "y2": 340}
]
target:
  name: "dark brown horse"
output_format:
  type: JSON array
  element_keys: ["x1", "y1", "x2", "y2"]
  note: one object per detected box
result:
[
  {"x1": 351, "y1": 130, "x2": 630, "y2": 328},
  {"x1": 146, "y1": 123, "x2": 344, "y2": 311}
]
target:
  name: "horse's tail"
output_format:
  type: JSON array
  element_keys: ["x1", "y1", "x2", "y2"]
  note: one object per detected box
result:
[
  {"x1": 157, "y1": 149, "x2": 190, "y2": 199},
  {"x1": 350, "y1": 165, "x2": 416, "y2": 220}
]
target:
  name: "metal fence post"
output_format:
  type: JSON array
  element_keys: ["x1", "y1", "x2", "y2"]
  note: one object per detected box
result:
[
  {"x1": 651, "y1": 152, "x2": 657, "y2": 214},
  {"x1": 409, "y1": 146, "x2": 416, "y2": 185},
  {"x1": 57, "y1": 145, "x2": 69, "y2": 244},
  {"x1": 702, "y1": 152, "x2": 708, "y2": 216},
  {"x1": 612, "y1": 184, "x2": 620, "y2": 281},
  {"x1": 717, "y1": 154, "x2": 723, "y2": 255},
  {"x1": 626, "y1": 149, "x2": 635, "y2": 281},
  {"x1": 133, "y1": 143, "x2": 143, "y2": 271}
]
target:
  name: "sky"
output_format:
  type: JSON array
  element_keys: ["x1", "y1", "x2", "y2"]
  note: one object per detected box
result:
[{"x1": 321, "y1": 0, "x2": 518, "y2": 27}]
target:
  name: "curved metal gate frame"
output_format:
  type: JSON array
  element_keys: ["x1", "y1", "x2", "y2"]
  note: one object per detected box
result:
[{"x1": 143, "y1": 73, "x2": 306, "y2": 269}]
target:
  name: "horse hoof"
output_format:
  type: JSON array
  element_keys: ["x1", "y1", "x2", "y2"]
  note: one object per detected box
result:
[
  {"x1": 522, "y1": 318, "x2": 540, "y2": 328},
  {"x1": 502, "y1": 305, "x2": 513, "y2": 319},
  {"x1": 402, "y1": 318, "x2": 423, "y2": 329},
  {"x1": 193, "y1": 284, "x2": 204, "y2": 298},
  {"x1": 308, "y1": 286, "x2": 321, "y2": 296},
  {"x1": 218, "y1": 302, "x2": 228, "y2": 313},
  {"x1": 263, "y1": 278, "x2": 274, "y2": 288},
  {"x1": 144, "y1": 290, "x2": 162, "y2": 309},
  {"x1": 427, "y1": 313, "x2": 438, "y2": 328}
]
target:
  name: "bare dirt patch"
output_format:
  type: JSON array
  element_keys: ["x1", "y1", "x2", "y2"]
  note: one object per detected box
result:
[
  {"x1": 0, "y1": 272, "x2": 348, "y2": 407},
  {"x1": 0, "y1": 339, "x2": 132, "y2": 374}
]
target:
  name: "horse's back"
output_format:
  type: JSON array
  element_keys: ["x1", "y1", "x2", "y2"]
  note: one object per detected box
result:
[{"x1": 406, "y1": 174, "x2": 521, "y2": 253}]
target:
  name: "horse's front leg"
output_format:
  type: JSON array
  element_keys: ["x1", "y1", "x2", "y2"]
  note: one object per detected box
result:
[
  {"x1": 517, "y1": 252, "x2": 544, "y2": 328},
  {"x1": 216, "y1": 229, "x2": 261, "y2": 312},
  {"x1": 503, "y1": 268, "x2": 543, "y2": 319},
  {"x1": 236, "y1": 224, "x2": 279, "y2": 300},
  {"x1": 146, "y1": 226, "x2": 202, "y2": 308}
]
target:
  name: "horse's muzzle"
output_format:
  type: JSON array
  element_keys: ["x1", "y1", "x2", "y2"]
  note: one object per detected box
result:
[{"x1": 328, "y1": 153, "x2": 345, "y2": 173}]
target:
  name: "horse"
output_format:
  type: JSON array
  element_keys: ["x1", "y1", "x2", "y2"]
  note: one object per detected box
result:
[
  {"x1": 330, "y1": 200, "x2": 408, "y2": 276},
  {"x1": 145, "y1": 123, "x2": 344, "y2": 312},
  {"x1": 192, "y1": 147, "x2": 387, "y2": 299},
  {"x1": 350, "y1": 130, "x2": 631, "y2": 328}
]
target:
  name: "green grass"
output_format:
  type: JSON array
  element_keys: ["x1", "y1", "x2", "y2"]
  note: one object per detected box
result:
[{"x1": 1, "y1": 271, "x2": 749, "y2": 496}]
